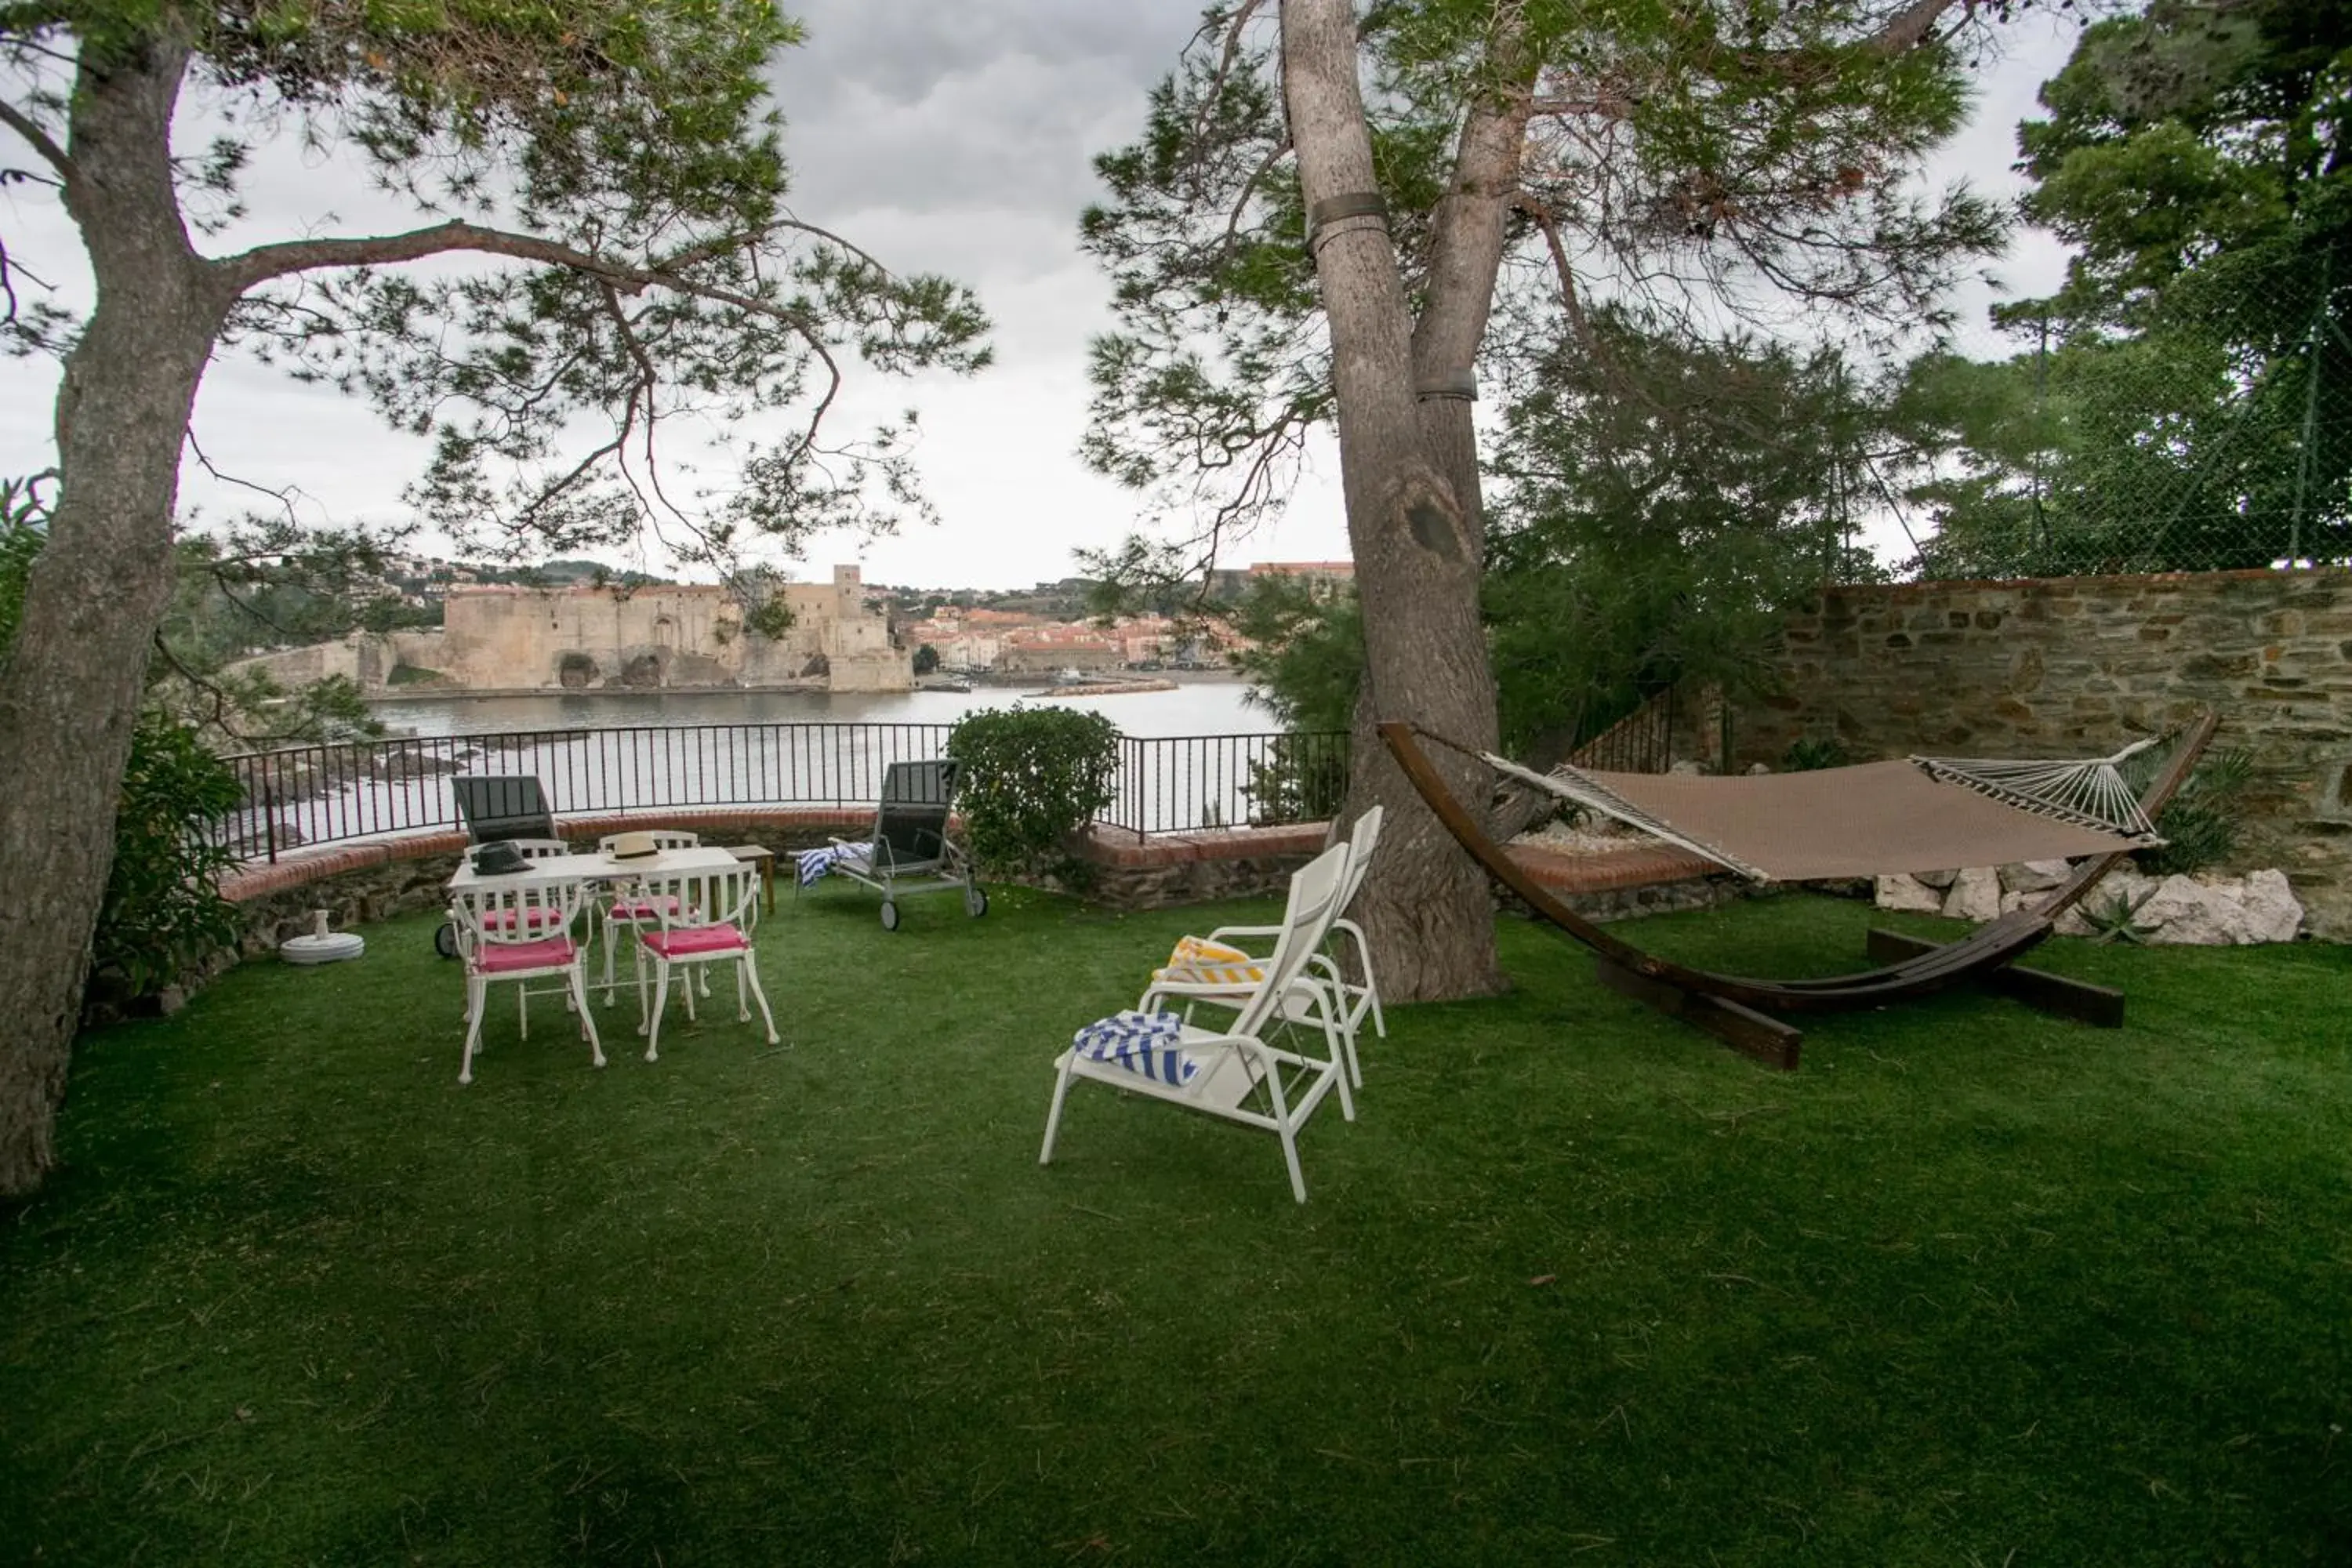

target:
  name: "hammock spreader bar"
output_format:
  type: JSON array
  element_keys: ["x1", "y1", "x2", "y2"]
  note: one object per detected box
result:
[{"x1": 1911, "y1": 739, "x2": 2161, "y2": 842}]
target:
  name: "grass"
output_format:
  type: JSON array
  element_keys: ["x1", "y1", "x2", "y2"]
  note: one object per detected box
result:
[{"x1": 5, "y1": 883, "x2": 2349, "y2": 1565}]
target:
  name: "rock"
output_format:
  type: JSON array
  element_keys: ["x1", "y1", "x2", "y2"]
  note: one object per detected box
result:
[
  {"x1": 1668, "y1": 759, "x2": 1708, "y2": 776},
  {"x1": 1875, "y1": 873, "x2": 1945, "y2": 913},
  {"x1": 2240, "y1": 868, "x2": 2305, "y2": 943},
  {"x1": 1942, "y1": 866, "x2": 2002, "y2": 923},
  {"x1": 156, "y1": 986, "x2": 187, "y2": 1017},
  {"x1": 1746, "y1": 762, "x2": 1771, "y2": 775},
  {"x1": 2136, "y1": 873, "x2": 2255, "y2": 946},
  {"x1": 1999, "y1": 858, "x2": 2071, "y2": 894},
  {"x1": 1913, "y1": 867, "x2": 1960, "y2": 890}
]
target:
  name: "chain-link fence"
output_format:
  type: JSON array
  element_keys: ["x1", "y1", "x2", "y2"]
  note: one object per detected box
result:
[{"x1": 1836, "y1": 249, "x2": 2351, "y2": 582}]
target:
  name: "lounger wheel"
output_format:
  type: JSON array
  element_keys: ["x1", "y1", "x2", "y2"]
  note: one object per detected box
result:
[
  {"x1": 880, "y1": 900, "x2": 899, "y2": 932},
  {"x1": 964, "y1": 886, "x2": 988, "y2": 918},
  {"x1": 434, "y1": 921, "x2": 459, "y2": 960}
]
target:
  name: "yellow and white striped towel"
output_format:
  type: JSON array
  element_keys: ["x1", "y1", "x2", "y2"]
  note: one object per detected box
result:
[{"x1": 1153, "y1": 935, "x2": 1265, "y2": 989}]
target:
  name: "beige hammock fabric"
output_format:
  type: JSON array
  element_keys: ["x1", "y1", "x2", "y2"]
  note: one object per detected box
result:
[{"x1": 1521, "y1": 760, "x2": 2153, "y2": 884}]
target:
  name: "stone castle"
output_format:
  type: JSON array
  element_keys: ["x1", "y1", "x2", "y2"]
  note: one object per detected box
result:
[{"x1": 243, "y1": 565, "x2": 912, "y2": 695}]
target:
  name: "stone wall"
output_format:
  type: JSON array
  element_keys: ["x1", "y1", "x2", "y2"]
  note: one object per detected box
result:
[{"x1": 1731, "y1": 568, "x2": 2352, "y2": 938}]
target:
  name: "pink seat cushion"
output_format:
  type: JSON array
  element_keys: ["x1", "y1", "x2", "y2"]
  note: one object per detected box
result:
[
  {"x1": 482, "y1": 906, "x2": 564, "y2": 931},
  {"x1": 608, "y1": 895, "x2": 684, "y2": 921},
  {"x1": 641, "y1": 924, "x2": 750, "y2": 959},
  {"x1": 473, "y1": 937, "x2": 577, "y2": 975}
]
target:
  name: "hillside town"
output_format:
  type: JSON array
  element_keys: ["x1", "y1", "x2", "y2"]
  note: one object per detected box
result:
[
  {"x1": 339, "y1": 554, "x2": 1358, "y2": 683},
  {"x1": 894, "y1": 560, "x2": 1353, "y2": 676}
]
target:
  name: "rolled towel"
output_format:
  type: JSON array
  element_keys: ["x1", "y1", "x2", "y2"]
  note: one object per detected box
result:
[
  {"x1": 1153, "y1": 935, "x2": 1265, "y2": 988},
  {"x1": 1072, "y1": 1009, "x2": 1196, "y2": 1087}
]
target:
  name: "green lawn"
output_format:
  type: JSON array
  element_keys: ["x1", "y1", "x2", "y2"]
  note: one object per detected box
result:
[{"x1": 5, "y1": 884, "x2": 2349, "y2": 1565}]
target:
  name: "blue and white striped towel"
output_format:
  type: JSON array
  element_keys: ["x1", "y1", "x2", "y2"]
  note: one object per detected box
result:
[
  {"x1": 796, "y1": 842, "x2": 873, "y2": 887},
  {"x1": 1072, "y1": 1010, "x2": 1196, "y2": 1087}
]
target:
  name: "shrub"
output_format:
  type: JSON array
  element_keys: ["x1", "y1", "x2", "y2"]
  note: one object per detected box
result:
[
  {"x1": 93, "y1": 714, "x2": 242, "y2": 1000},
  {"x1": 2132, "y1": 745, "x2": 2256, "y2": 877},
  {"x1": 946, "y1": 706, "x2": 1121, "y2": 879},
  {"x1": 1780, "y1": 735, "x2": 1850, "y2": 771},
  {"x1": 1246, "y1": 734, "x2": 1348, "y2": 826}
]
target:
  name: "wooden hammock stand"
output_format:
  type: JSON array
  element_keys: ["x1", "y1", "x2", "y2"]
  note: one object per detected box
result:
[{"x1": 1377, "y1": 713, "x2": 2221, "y2": 1070}]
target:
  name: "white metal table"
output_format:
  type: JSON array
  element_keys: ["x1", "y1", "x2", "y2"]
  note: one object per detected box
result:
[
  {"x1": 445, "y1": 844, "x2": 746, "y2": 895},
  {"x1": 446, "y1": 845, "x2": 750, "y2": 1005}
]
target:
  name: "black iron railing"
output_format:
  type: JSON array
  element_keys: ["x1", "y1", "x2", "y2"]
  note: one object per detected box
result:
[
  {"x1": 1570, "y1": 687, "x2": 1680, "y2": 774},
  {"x1": 218, "y1": 721, "x2": 1352, "y2": 860},
  {"x1": 1106, "y1": 729, "x2": 1353, "y2": 837}
]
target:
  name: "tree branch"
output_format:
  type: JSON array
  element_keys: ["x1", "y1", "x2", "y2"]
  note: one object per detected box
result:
[
  {"x1": 216, "y1": 219, "x2": 806, "y2": 333},
  {"x1": 1863, "y1": 0, "x2": 1967, "y2": 57},
  {"x1": 1224, "y1": 136, "x2": 1294, "y2": 248},
  {"x1": 185, "y1": 430, "x2": 305, "y2": 524},
  {"x1": 1515, "y1": 197, "x2": 1597, "y2": 357},
  {"x1": 0, "y1": 98, "x2": 72, "y2": 185},
  {"x1": 1191, "y1": 0, "x2": 1272, "y2": 147}
]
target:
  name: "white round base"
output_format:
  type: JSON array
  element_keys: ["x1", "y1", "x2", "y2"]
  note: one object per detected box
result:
[{"x1": 281, "y1": 932, "x2": 365, "y2": 965}]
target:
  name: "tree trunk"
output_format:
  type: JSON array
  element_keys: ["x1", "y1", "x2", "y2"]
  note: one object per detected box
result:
[
  {"x1": 1281, "y1": 0, "x2": 1504, "y2": 1001},
  {"x1": 0, "y1": 39, "x2": 223, "y2": 1195}
]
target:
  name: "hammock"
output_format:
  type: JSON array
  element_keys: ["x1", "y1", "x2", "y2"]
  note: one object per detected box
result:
[
  {"x1": 1478, "y1": 742, "x2": 2162, "y2": 884},
  {"x1": 1378, "y1": 713, "x2": 2220, "y2": 1071}
]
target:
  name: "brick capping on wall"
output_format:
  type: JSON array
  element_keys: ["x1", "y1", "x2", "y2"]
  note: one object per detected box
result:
[{"x1": 216, "y1": 813, "x2": 1722, "y2": 935}]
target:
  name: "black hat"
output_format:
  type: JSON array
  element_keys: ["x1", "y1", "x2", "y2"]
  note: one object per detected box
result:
[{"x1": 471, "y1": 840, "x2": 529, "y2": 876}]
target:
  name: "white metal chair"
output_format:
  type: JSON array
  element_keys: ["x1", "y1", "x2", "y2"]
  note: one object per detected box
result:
[
  {"x1": 1040, "y1": 842, "x2": 1352, "y2": 1203},
  {"x1": 1163, "y1": 806, "x2": 1386, "y2": 1089},
  {"x1": 456, "y1": 839, "x2": 583, "y2": 1015},
  {"x1": 465, "y1": 846, "x2": 577, "y2": 944},
  {"x1": 594, "y1": 830, "x2": 705, "y2": 1009},
  {"x1": 626, "y1": 864, "x2": 780, "y2": 1061},
  {"x1": 448, "y1": 877, "x2": 604, "y2": 1085}
]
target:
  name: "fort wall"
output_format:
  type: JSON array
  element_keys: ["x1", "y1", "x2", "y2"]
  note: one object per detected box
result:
[{"x1": 234, "y1": 565, "x2": 909, "y2": 696}]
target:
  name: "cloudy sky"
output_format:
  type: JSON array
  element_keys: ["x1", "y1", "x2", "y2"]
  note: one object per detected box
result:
[{"x1": 0, "y1": 2, "x2": 2087, "y2": 590}]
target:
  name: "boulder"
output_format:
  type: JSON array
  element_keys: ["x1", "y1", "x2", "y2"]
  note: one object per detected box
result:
[
  {"x1": 1912, "y1": 867, "x2": 1960, "y2": 890},
  {"x1": 1999, "y1": 858, "x2": 2071, "y2": 894},
  {"x1": 2136, "y1": 873, "x2": 2256, "y2": 946},
  {"x1": 1875, "y1": 873, "x2": 1945, "y2": 914},
  {"x1": 1942, "y1": 866, "x2": 2002, "y2": 923},
  {"x1": 2239, "y1": 869, "x2": 2305, "y2": 944}
]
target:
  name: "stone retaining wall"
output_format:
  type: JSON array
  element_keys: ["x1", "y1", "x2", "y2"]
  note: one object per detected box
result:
[{"x1": 1732, "y1": 568, "x2": 2352, "y2": 939}]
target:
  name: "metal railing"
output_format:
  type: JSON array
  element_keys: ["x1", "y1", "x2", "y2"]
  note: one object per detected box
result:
[
  {"x1": 1106, "y1": 729, "x2": 1352, "y2": 837},
  {"x1": 1570, "y1": 686, "x2": 1679, "y2": 774},
  {"x1": 218, "y1": 720, "x2": 1352, "y2": 860}
]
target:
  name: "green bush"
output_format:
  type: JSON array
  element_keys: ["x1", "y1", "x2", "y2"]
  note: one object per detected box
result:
[
  {"x1": 2132, "y1": 745, "x2": 2256, "y2": 877},
  {"x1": 946, "y1": 706, "x2": 1121, "y2": 879},
  {"x1": 92, "y1": 713, "x2": 242, "y2": 1000},
  {"x1": 1246, "y1": 734, "x2": 1348, "y2": 826},
  {"x1": 1780, "y1": 735, "x2": 1850, "y2": 771},
  {"x1": 5, "y1": 484, "x2": 241, "y2": 1004}
]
